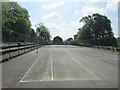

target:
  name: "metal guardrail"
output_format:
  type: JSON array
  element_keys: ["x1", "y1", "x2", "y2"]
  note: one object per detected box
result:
[{"x1": 0, "y1": 43, "x2": 40, "y2": 62}]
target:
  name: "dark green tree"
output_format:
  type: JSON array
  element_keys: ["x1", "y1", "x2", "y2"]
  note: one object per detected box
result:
[
  {"x1": 36, "y1": 23, "x2": 51, "y2": 45},
  {"x1": 53, "y1": 36, "x2": 63, "y2": 45},
  {"x1": 29, "y1": 28, "x2": 37, "y2": 43},
  {"x1": 2, "y1": 2, "x2": 32, "y2": 43},
  {"x1": 75, "y1": 13, "x2": 117, "y2": 46},
  {"x1": 116, "y1": 37, "x2": 120, "y2": 46},
  {"x1": 66, "y1": 38, "x2": 74, "y2": 45}
]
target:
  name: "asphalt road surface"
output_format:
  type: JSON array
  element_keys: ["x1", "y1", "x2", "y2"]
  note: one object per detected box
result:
[{"x1": 2, "y1": 45, "x2": 118, "y2": 88}]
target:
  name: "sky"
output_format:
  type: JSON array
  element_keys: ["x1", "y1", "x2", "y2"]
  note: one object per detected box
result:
[{"x1": 16, "y1": 0, "x2": 119, "y2": 40}]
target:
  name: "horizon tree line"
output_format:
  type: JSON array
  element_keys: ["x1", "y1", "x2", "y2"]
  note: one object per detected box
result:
[{"x1": 2, "y1": 2, "x2": 119, "y2": 46}]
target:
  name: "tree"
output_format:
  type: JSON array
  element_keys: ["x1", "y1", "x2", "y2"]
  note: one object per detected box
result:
[
  {"x1": 73, "y1": 34, "x2": 77, "y2": 40},
  {"x1": 116, "y1": 37, "x2": 120, "y2": 46},
  {"x1": 53, "y1": 36, "x2": 63, "y2": 45},
  {"x1": 2, "y1": 2, "x2": 32, "y2": 43},
  {"x1": 75, "y1": 13, "x2": 117, "y2": 46},
  {"x1": 65, "y1": 38, "x2": 74, "y2": 45},
  {"x1": 36, "y1": 23, "x2": 51, "y2": 45},
  {"x1": 29, "y1": 28, "x2": 37, "y2": 43}
]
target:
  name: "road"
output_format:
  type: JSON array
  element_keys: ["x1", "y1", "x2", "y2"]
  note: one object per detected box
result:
[{"x1": 2, "y1": 45, "x2": 118, "y2": 88}]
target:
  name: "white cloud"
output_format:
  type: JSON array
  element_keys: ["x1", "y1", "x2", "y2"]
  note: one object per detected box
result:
[
  {"x1": 45, "y1": 22, "x2": 64, "y2": 39},
  {"x1": 112, "y1": 17, "x2": 118, "y2": 37},
  {"x1": 70, "y1": 20, "x2": 84, "y2": 28},
  {"x1": 10, "y1": 0, "x2": 112, "y2": 2},
  {"x1": 31, "y1": 22, "x2": 38, "y2": 31},
  {"x1": 44, "y1": 19, "x2": 83, "y2": 40},
  {"x1": 74, "y1": 10, "x2": 79, "y2": 15},
  {"x1": 10, "y1": 0, "x2": 27, "y2": 2},
  {"x1": 41, "y1": 12, "x2": 63, "y2": 21},
  {"x1": 113, "y1": 29, "x2": 118, "y2": 37},
  {"x1": 30, "y1": 19, "x2": 38, "y2": 31},
  {"x1": 82, "y1": 6, "x2": 105, "y2": 16},
  {"x1": 106, "y1": 0, "x2": 119, "y2": 11},
  {"x1": 41, "y1": 1, "x2": 65, "y2": 9},
  {"x1": 88, "y1": 0, "x2": 100, "y2": 2},
  {"x1": 84, "y1": 0, "x2": 100, "y2": 3}
]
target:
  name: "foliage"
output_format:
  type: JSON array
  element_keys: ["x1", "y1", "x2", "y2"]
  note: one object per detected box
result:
[
  {"x1": 116, "y1": 37, "x2": 120, "y2": 46},
  {"x1": 29, "y1": 28, "x2": 37, "y2": 42},
  {"x1": 95, "y1": 46, "x2": 120, "y2": 51},
  {"x1": 2, "y1": 2, "x2": 35, "y2": 43},
  {"x1": 36, "y1": 23, "x2": 51, "y2": 45},
  {"x1": 116, "y1": 46, "x2": 120, "y2": 51},
  {"x1": 65, "y1": 38, "x2": 74, "y2": 45},
  {"x1": 53, "y1": 36, "x2": 63, "y2": 45},
  {"x1": 74, "y1": 13, "x2": 117, "y2": 46}
]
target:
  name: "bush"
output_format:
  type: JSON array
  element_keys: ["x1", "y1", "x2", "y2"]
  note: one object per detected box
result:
[
  {"x1": 95, "y1": 46, "x2": 117, "y2": 51},
  {"x1": 116, "y1": 47, "x2": 120, "y2": 51}
]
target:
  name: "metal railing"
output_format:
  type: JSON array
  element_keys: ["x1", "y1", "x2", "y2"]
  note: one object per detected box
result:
[{"x1": 0, "y1": 43, "x2": 40, "y2": 62}]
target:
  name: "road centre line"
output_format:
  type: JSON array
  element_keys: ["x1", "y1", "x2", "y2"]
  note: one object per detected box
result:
[{"x1": 50, "y1": 47, "x2": 54, "y2": 81}]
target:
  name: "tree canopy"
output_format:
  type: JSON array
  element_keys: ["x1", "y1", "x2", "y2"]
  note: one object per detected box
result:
[
  {"x1": 2, "y1": 2, "x2": 37, "y2": 43},
  {"x1": 36, "y1": 23, "x2": 51, "y2": 45},
  {"x1": 65, "y1": 37, "x2": 74, "y2": 45},
  {"x1": 74, "y1": 13, "x2": 117, "y2": 46},
  {"x1": 53, "y1": 36, "x2": 63, "y2": 45}
]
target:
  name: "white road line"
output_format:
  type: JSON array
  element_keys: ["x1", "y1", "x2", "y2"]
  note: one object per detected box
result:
[
  {"x1": 20, "y1": 51, "x2": 44, "y2": 82},
  {"x1": 20, "y1": 78, "x2": 98, "y2": 83},
  {"x1": 50, "y1": 47, "x2": 54, "y2": 81}
]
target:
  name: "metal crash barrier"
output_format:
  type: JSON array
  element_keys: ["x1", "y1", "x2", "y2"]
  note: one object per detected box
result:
[{"x1": 0, "y1": 43, "x2": 40, "y2": 62}]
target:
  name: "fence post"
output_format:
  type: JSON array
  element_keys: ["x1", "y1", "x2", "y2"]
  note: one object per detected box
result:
[
  {"x1": 24, "y1": 35, "x2": 25, "y2": 53},
  {"x1": 18, "y1": 33, "x2": 19, "y2": 55},
  {"x1": 8, "y1": 30, "x2": 11, "y2": 59}
]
